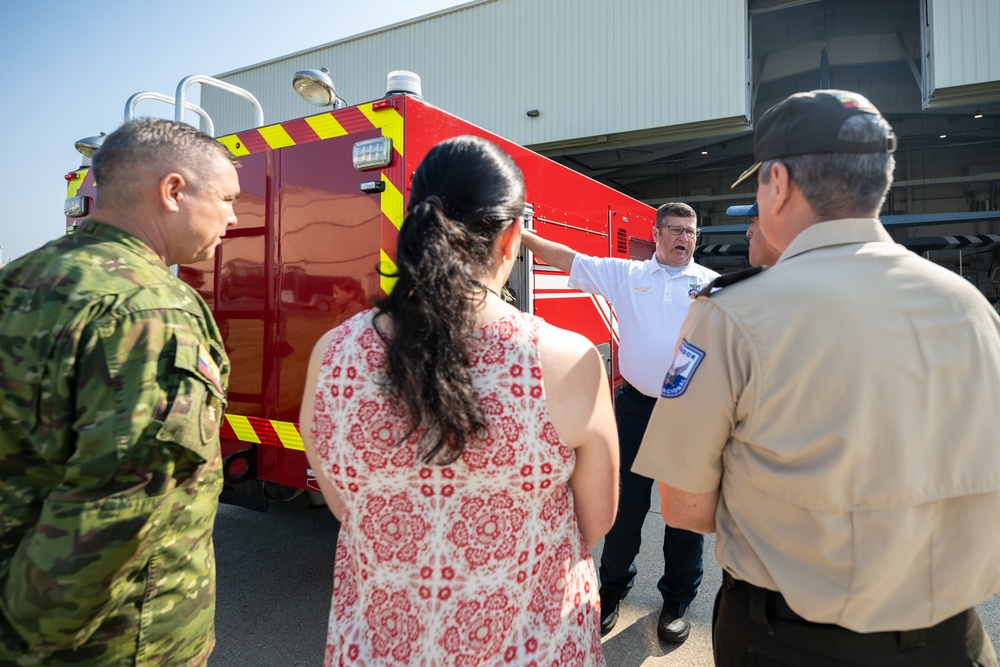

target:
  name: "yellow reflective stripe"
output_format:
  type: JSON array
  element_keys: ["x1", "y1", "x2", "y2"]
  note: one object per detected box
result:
[
  {"x1": 217, "y1": 135, "x2": 250, "y2": 157},
  {"x1": 258, "y1": 124, "x2": 296, "y2": 149},
  {"x1": 380, "y1": 249, "x2": 399, "y2": 295},
  {"x1": 359, "y1": 104, "x2": 404, "y2": 160},
  {"x1": 226, "y1": 414, "x2": 261, "y2": 443},
  {"x1": 381, "y1": 174, "x2": 403, "y2": 230},
  {"x1": 305, "y1": 113, "x2": 348, "y2": 139},
  {"x1": 271, "y1": 420, "x2": 304, "y2": 451},
  {"x1": 66, "y1": 169, "x2": 88, "y2": 197}
]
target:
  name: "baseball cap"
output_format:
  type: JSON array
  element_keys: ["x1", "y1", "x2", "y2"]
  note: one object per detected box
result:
[
  {"x1": 731, "y1": 89, "x2": 897, "y2": 189},
  {"x1": 726, "y1": 202, "x2": 758, "y2": 217}
]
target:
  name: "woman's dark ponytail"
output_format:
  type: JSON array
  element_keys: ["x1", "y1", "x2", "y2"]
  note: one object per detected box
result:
[{"x1": 374, "y1": 136, "x2": 525, "y2": 464}]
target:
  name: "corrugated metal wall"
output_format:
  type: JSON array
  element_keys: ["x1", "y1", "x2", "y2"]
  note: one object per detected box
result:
[
  {"x1": 923, "y1": 0, "x2": 1000, "y2": 106},
  {"x1": 203, "y1": 0, "x2": 749, "y2": 144}
]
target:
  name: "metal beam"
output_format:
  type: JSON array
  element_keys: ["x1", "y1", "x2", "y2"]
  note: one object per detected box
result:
[
  {"x1": 749, "y1": 0, "x2": 822, "y2": 16},
  {"x1": 700, "y1": 210, "x2": 1000, "y2": 235},
  {"x1": 895, "y1": 30, "x2": 923, "y2": 91}
]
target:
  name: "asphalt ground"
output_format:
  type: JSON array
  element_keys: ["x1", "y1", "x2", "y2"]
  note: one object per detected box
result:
[{"x1": 211, "y1": 491, "x2": 1000, "y2": 666}]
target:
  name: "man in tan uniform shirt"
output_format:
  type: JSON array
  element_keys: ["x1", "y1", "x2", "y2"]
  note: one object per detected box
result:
[{"x1": 633, "y1": 90, "x2": 1000, "y2": 666}]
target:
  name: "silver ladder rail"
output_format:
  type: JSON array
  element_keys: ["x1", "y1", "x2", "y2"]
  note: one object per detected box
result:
[
  {"x1": 124, "y1": 92, "x2": 215, "y2": 136},
  {"x1": 175, "y1": 75, "x2": 264, "y2": 130}
]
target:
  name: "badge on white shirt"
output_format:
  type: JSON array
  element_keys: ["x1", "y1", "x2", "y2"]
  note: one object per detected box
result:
[
  {"x1": 688, "y1": 283, "x2": 706, "y2": 299},
  {"x1": 661, "y1": 339, "x2": 705, "y2": 397}
]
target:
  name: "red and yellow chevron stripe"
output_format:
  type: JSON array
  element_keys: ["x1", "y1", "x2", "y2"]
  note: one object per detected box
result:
[{"x1": 221, "y1": 413, "x2": 303, "y2": 451}]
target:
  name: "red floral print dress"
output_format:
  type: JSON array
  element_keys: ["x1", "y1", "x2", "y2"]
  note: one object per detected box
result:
[{"x1": 309, "y1": 309, "x2": 605, "y2": 667}]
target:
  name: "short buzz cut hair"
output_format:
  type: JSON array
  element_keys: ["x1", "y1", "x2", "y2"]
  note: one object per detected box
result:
[
  {"x1": 91, "y1": 118, "x2": 238, "y2": 209},
  {"x1": 655, "y1": 202, "x2": 697, "y2": 227}
]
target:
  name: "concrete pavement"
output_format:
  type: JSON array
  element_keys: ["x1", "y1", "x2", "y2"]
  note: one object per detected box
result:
[{"x1": 211, "y1": 493, "x2": 1000, "y2": 665}]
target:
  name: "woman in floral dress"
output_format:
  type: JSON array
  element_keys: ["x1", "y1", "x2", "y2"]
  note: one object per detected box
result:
[{"x1": 300, "y1": 135, "x2": 619, "y2": 666}]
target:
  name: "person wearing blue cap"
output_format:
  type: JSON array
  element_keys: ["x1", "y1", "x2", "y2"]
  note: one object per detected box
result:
[
  {"x1": 724, "y1": 201, "x2": 780, "y2": 267},
  {"x1": 634, "y1": 89, "x2": 1000, "y2": 666}
]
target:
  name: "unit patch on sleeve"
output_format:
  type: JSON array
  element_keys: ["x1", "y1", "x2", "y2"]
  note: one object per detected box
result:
[{"x1": 660, "y1": 339, "x2": 706, "y2": 398}]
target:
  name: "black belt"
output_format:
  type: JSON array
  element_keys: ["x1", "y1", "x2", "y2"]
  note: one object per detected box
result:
[
  {"x1": 620, "y1": 379, "x2": 657, "y2": 402},
  {"x1": 721, "y1": 570, "x2": 966, "y2": 650},
  {"x1": 722, "y1": 570, "x2": 807, "y2": 626}
]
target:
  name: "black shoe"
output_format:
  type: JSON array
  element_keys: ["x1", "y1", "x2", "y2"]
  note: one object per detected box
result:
[
  {"x1": 599, "y1": 588, "x2": 629, "y2": 635},
  {"x1": 657, "y1": 605, "x2": 691, "y2": 644}
]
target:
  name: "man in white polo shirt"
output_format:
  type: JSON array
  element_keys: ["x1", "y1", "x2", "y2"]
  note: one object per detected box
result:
[{"x1": 520, "y1": 202, "x2": 718, "y2": 643}]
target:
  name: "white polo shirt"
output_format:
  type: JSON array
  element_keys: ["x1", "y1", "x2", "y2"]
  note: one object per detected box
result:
[{"x1": 569, "y1": 255, "x2": 718, "y2": 397}]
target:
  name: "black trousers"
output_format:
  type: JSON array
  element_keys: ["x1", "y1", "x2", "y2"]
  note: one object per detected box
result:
[
  {"x1": 713, "y1": 572, "x2": 999, "y2": 667},
  {"x1": 598, "y1": 383, "x2": 704, "y2": 615}
]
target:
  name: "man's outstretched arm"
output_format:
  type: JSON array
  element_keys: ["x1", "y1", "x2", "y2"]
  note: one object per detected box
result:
[{"x1": 520, "y1": 230, "x2": 579, "y2": 274}]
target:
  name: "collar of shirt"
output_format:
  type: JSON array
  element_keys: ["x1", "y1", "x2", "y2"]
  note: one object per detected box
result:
[
  {"x1": 780, "y1": 217, "x2": 893, "y2": 263},
  {"x1": 647, "y1": 259, "x2": 698, "y2": 277},
  {"x1": 79, "y1": 218, "x2": 174, "y2": 274}
]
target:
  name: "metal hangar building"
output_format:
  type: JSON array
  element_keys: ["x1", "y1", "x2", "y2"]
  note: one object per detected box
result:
[{"x1": 202, "y1": 0, "x2": 1000, "y2": 298}]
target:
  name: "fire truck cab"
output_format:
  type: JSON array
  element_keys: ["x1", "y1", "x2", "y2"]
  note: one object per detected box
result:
[{"x1": 65, "y1": 71, "x2": 658, "y2": 510}]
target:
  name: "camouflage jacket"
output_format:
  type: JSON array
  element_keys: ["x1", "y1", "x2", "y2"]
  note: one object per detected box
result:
[{"x1": 0, "y1": 220, "x2": 229, "y2": 666}]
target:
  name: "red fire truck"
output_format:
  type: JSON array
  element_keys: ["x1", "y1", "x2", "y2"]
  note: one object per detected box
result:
[{"x1": 65, "y1": 72, "x2": 657, "y2": 510}]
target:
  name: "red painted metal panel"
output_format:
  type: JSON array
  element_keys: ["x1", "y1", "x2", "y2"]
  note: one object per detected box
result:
[
  {"x1": 272, "y1": 131, "x2": 384, "y2": 423},
  {"x1": 174, "y1": 95, "x2": 654, "y2": 496}
]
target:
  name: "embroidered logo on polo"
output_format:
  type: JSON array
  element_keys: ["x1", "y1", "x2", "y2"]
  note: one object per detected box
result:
[
  {"x1": 661, "y1": 339, "x2": 705, "y2": 397},
  {"x1": 688, "y1": 284, "x2": 704, "y2": 299}
]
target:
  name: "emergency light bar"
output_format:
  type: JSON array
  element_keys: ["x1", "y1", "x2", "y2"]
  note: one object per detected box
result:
[{"x1": 353, "y1": 137, "x2": 393, "y2": 170}]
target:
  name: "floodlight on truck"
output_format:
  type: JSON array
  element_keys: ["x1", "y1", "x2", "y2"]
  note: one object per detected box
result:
[{"x1": 292, "y1": 67, "x2": 346, "y2": 108}]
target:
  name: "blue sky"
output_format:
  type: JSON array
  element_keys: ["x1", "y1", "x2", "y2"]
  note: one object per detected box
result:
[{"x1": 0, "y1": 0, "x2": 468, "y2": 264}]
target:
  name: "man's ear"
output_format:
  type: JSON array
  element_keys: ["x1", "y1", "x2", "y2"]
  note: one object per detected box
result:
[
  {"x1": 159, "y1": 173, "x2": 185, "y2": 212},
  {"x1": 766, "y1": 162, "x2": 794, "y2": 216}
]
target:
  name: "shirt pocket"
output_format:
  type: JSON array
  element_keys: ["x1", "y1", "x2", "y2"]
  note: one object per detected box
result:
[{"x1": 154, "y1": 332, "x2": 226, "y2": 463}]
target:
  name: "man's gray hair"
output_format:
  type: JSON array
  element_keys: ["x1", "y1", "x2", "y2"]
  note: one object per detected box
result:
[
  {"x1": 92, "y1": 118, "x2": 238, "y2": 208},
  {"x1": 760, "y1": 113, "x2": 896, "y2": 218}
]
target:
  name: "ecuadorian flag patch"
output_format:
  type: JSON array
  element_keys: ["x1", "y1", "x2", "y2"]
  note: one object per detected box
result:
[
  {"x1": 661, "y1": 339, "x2": 705, "y2": 398},
  {"x1": 197, "y1": 345, "x2": 223, "y2": 394}
]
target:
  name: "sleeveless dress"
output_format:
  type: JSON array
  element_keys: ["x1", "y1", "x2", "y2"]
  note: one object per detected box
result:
[{"x1": 309, "y1": 309, "x2": 605, "y2": 667}]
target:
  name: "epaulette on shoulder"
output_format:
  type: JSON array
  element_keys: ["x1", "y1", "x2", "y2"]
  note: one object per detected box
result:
[{"x1": 697, "y1": 266, "x2": 767, "y2": 298}]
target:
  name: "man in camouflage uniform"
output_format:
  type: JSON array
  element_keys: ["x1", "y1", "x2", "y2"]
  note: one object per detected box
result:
[{"x1": 0, "y1": 118, "x2": 239, "y2": 666}]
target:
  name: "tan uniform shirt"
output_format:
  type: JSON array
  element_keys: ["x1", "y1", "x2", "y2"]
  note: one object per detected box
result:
[{"x1": 633, "y1": 217, "x2": 1000, "y2": 633}]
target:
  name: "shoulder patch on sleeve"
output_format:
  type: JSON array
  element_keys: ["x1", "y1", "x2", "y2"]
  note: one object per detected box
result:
[
  {"x1": 697, "y1": 265, "x2": 767, "y2": 298},
  {"x1": 660, "y1": 339, "x2": 706, "y2": 398}
]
